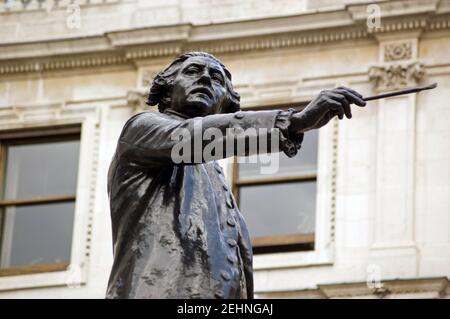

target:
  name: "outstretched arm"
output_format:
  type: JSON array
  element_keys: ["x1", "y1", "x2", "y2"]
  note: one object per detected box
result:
[
  {"x1": 117, "y1": 109, "x2": 301, "y2": 166},
  {"x1": 117, "y1": 86, "x2": 365, "y2": 166}
]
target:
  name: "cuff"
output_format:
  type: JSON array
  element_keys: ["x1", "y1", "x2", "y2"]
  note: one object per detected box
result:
[{"x1": 275, "y1": 108, "x2": 304, "y2": 158}]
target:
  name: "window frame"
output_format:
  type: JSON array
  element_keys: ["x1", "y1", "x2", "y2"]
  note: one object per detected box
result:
[
  {"x1": 222, "y1": 98, "x2": 337, "y2": 271},
  {"x1": 231, "y1": 103, "x2": 317, "y2": 254},
  {"x1": 0, "y1": 101, "x2": 101, "y2": 292},
  {"x1": 0, "y1": 125, "x2": 81, "y2": 277}
]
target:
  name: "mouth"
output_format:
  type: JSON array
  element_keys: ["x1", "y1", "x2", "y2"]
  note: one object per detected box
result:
[{"x1": 189, "y1": 87, "x2": 213, "y2": 99}]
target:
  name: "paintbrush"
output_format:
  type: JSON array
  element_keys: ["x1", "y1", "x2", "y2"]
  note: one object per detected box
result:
[{"x1": 363, "y1": 83, "x2": 437, "y2": 101}]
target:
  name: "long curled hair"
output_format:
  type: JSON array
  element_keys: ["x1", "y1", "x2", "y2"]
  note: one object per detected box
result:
[{"x1": 147, "y1": 52, "x2": 240, "y2": 114}]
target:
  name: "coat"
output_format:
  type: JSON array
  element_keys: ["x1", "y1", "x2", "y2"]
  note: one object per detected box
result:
[{"x1": 106, "y1": 108, "x2": 303, "y2": 298}]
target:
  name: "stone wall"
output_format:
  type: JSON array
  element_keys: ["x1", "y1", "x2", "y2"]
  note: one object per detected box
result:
[{"x1": 0, "y1": 0, "x2": 448, "y2": 298}]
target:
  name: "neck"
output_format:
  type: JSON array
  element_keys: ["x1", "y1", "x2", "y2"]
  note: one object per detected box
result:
[{"x1": 163, "y1": 108, "x2": 192, "y2": 119}]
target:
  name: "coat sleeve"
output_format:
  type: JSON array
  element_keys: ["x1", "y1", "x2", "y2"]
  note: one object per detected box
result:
[{"x1": 117, "y1": 110, "x2": 304, "y2": 166}]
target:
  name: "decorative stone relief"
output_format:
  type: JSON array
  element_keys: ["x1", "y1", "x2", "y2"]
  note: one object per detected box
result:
[
  {"x1": 368, "y1": 61, "x2": 425, "y2": 92},
  {"x1": 384, "y1": 41, "x2": 412, "y2": 62}
]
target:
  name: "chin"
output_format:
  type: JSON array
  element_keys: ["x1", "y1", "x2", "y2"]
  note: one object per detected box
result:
[{"x1": 186, "y1": 99, "x2": 214, "y2": 116}]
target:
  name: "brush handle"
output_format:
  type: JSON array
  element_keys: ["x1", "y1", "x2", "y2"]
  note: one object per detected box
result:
[{"x1": 363, "y1": 83, "x2": 438, "y2": 101}]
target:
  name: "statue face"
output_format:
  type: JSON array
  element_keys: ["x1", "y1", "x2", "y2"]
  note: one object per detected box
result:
[{"x1": 170, "y1": 56, "x2": 228, "y2": 117}]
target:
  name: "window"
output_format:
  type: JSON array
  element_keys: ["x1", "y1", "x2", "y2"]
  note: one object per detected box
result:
[
  {"x1": 0, "y1": 126, "x2": 80, "y2": 276},
  {"x1": 233, "y1": 106, "x2": 318, "y2": 254}
]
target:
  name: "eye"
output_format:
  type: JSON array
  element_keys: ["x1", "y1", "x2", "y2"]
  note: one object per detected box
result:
[
  {"x1": 212, "y1": 73, "x2": 224, "y2": 84},
  {"x1": 184, "y1": 66, "x2": 200, "y2": 74}
]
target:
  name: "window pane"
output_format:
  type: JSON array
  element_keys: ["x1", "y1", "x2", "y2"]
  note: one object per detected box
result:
[
  {"x1": 4, "y1": 140, "x2": 80, "y2": 199},
  {"x1": 239, "y1": 181, "x2": 316, "y2": 238},
  {"x1": 238, "y1": 130, "x2": 318, "y2": 179},
  {"x1": 0, "y1": 202, "x2": 75, "y2": 268}
]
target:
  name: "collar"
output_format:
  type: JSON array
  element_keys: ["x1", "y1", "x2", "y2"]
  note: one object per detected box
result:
[{"x1": 163, "y1": 109, "x2": 191, "y2": 120}]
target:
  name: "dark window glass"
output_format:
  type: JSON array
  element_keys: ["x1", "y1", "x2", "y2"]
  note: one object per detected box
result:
[
  {"x1": 239, "y1": 181, "x2": 316, "y2": 238},
  {"x1": 238, "y1": 130, "x2": 318, "y2": 179},
  {"x1": 1, "y1": 202, "x2": 75, "y2": 267},
  {"x1": 235, "y1": 128, "x2": 318, "y2": 252},
  {"x1": 0, "y1": 134, "x2": 79, "y2": 272},
  {"x1": 4, "y1": 140, "x2": 79, "y2": 199}
]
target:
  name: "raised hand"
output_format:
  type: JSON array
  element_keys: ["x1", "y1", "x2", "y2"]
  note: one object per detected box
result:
[{"x1": 289, "y1": 86, "x2": 366, "y2": 134}]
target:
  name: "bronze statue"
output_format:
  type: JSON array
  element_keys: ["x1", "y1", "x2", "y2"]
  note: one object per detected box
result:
[{"x1": 106, "y1": 52, "x2": 367, "y2": 299}]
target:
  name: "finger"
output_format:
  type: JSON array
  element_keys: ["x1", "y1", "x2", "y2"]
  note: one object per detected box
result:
[
  {"x1": 330, "y1": 109, "x2": 342, "y2": 120},
  {"x1": 327, "y1": 99, "x2": 345, "y2": 120},
  {"x1": 336, "y1": 86, "x2": 363, "y2": 99},
  {"x1": 335, "y1": 87, "x2": 366, "y2": 107},
  {"x1": 328, "y1": 93, "x2": 352, "y2": 119},
  {"x1": 335, "y1": 88, "x2": 366, "y2": 107}
]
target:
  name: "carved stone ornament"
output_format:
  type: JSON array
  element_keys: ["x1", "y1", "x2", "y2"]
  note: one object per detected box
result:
[
  {"x1": 368, "y1": 61, "x2": 425, "y2": 92},
  {"x1": 126, "y1": 89, "x2": 147, "y2": 113},
  {"x1": 384, "y1": 42, "x2": 413, "y2": 62}
]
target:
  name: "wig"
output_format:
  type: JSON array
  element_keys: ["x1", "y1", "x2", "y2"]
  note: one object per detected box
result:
[{"x1": 147, "y1": 52, "x2": 240, "y2": 114}]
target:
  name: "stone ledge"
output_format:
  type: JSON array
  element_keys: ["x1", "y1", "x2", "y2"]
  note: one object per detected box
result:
[
  {"x1": 0, "y1": 0, "x2": 449, "y2": 76},
  {"x1": 255, "y1": 277, "x2": 450, "y2": 298}
]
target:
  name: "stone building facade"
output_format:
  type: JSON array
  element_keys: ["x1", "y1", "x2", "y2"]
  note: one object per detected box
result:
[{"x1": 0, "y1": 0, "x2": 449, "y2": 298}]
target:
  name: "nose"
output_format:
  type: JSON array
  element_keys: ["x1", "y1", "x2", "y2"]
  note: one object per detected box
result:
[{"x1": 198, "y1": 69, "x2": 212, "y2": 85}]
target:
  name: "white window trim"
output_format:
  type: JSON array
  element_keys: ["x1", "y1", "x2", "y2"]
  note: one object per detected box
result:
[
  {"x1": 226, "y1": 114, "x2": 338, "y2": 270},
  {"x1": 0, "y1": 101, "x2": 100, "y2": 292}
]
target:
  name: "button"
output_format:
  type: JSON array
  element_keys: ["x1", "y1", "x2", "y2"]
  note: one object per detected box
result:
[
  {"x1": 234, "y1": 112, "x2": 245, "y2": 119},
  {"x1": 227, "y1": 238, "x2": 237, "y2": 247},
  {"x1": 232, "y1": 125, "x2": 244, "y2": 135},
  {"x1": 221, "y1": 271, "x2": 231, "y2": 281},
  {"x1": 215, "y1": 291, "x2": 224, "y2": 299},
  {"x1": 226, "y1": 199, "x2": 234, "y2": 209},
  {"x1": 215, "y1": 165, "x2": 222, "y2": 173},
  {"x1": 227, "y1": 217, "x2": 236, "y2": 227},
  {"x1": 222, "y1": 184, "x2": 229, "y2": 191},
  {"x1": 227, "y1": 255, "x2": 237, "y2": 264}
]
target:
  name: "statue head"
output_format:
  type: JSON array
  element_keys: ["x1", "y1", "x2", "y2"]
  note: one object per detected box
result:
[{"x1": 147, "y1": 52, "x2": 240, "y2": 117}]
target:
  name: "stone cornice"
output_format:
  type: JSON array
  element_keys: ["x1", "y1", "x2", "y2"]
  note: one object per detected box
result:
[
  {"x1": 256, "y1": 277, "x2": 450, "y2": 298},
  {"x1": 0, "y1": 0, "x2": 121, "y2": 13},
  {"x1": 1, "y1": 0, "x2": 450, "y2": 76},
  {"x1": 318, "y1": 277, "x2": 449, "y2": 298}
]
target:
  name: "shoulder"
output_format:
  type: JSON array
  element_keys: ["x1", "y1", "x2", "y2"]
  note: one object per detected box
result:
[
  {"x1": 124, "y1": 111, "x2": 165, "y2": 126},
  {"x1": 121, "y1": 111, "x2": 177, "y2": 133}
]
